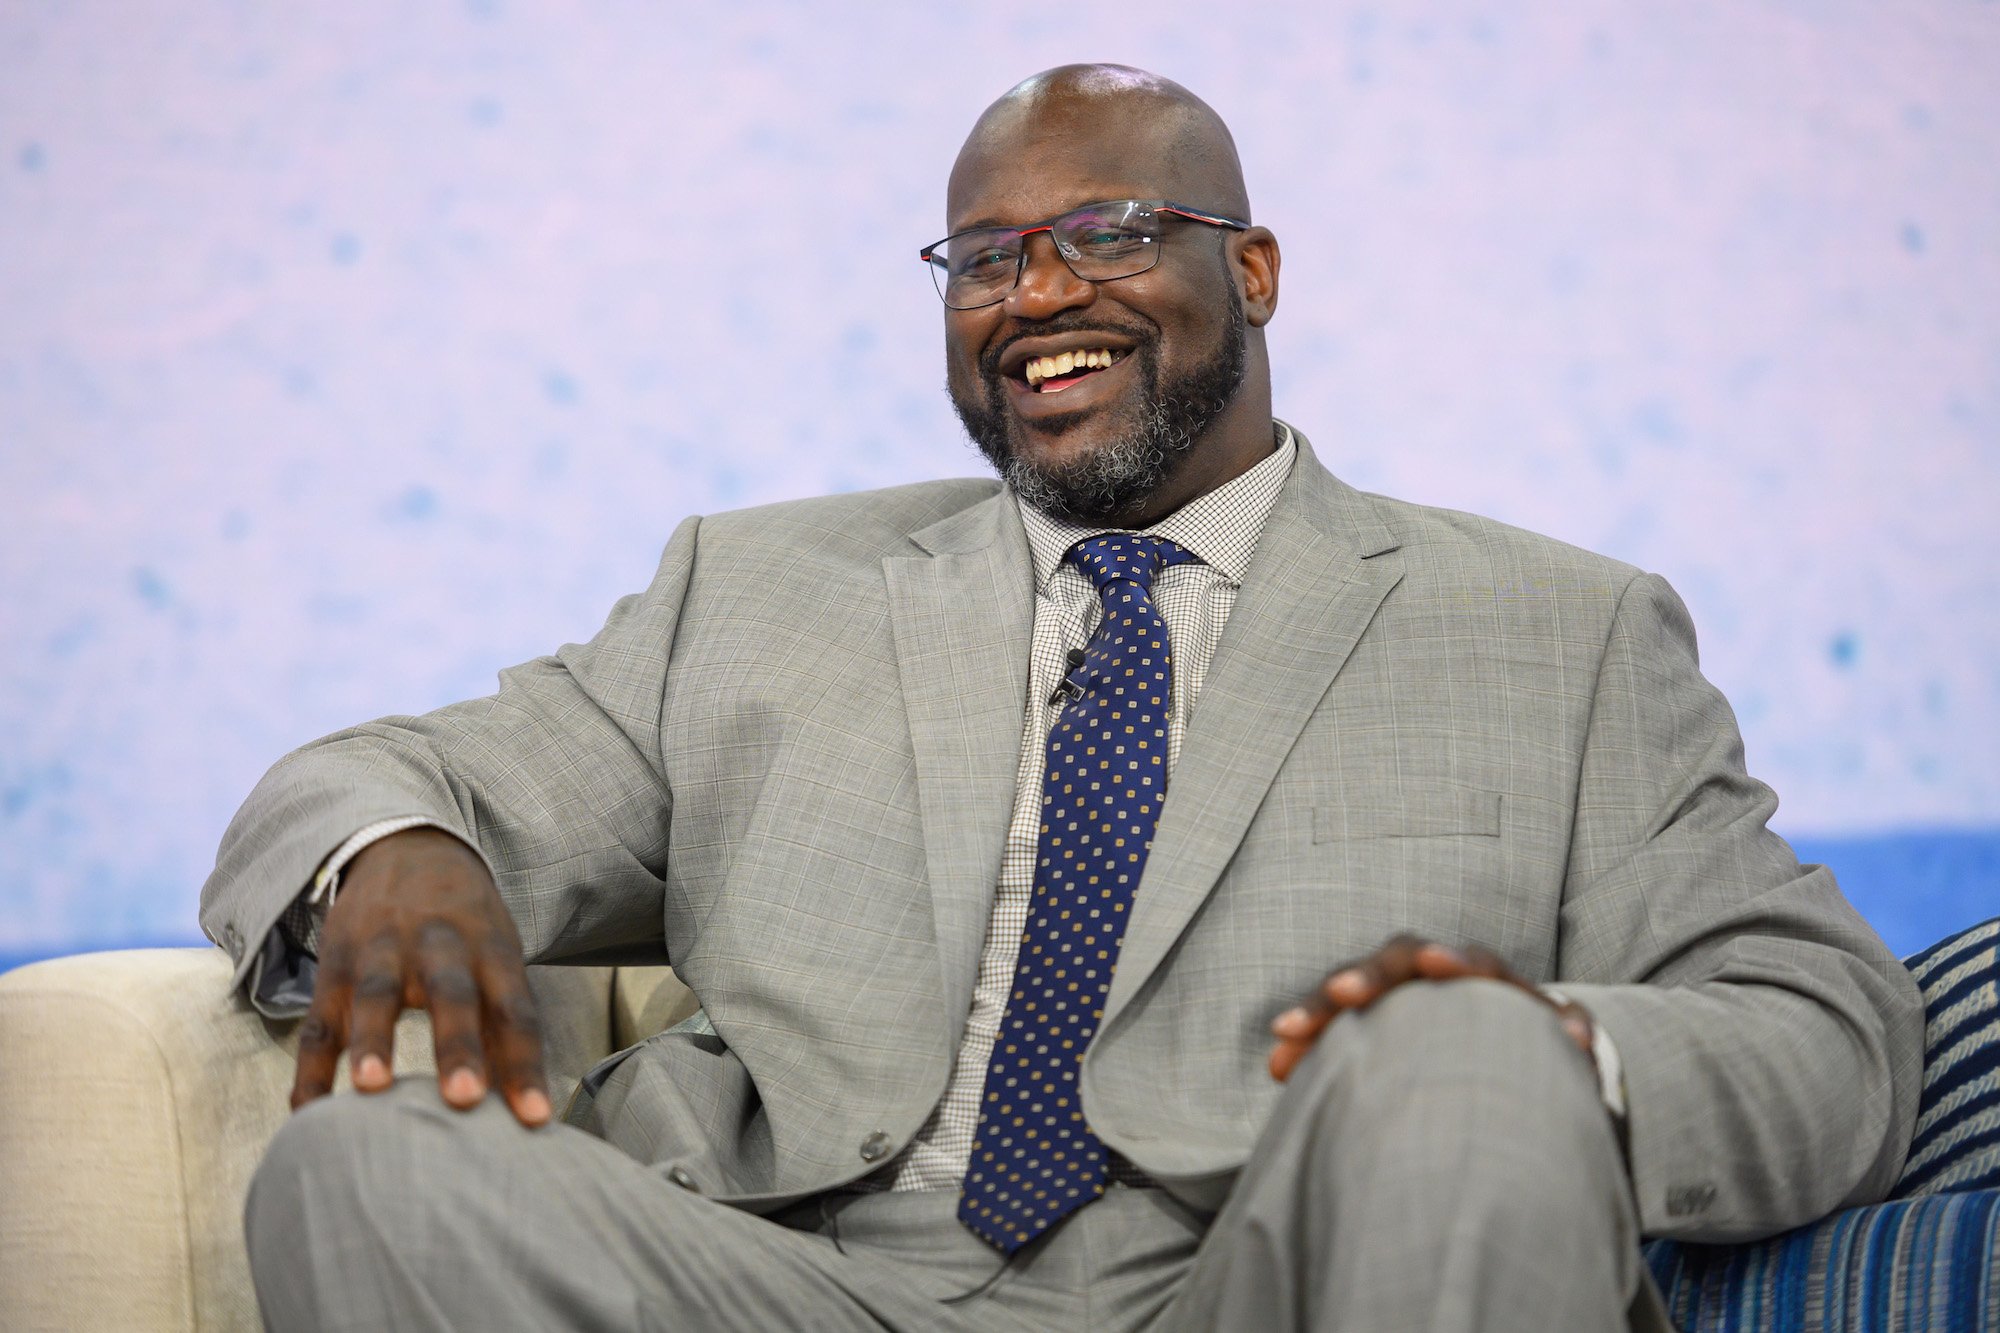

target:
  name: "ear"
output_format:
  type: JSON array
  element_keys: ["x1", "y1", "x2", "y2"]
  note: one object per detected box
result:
[{"x1": 1232, "y1": 226, "x2": 1280, "y2": 326}]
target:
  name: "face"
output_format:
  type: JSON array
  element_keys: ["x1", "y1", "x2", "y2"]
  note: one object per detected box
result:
[{"x1": 942, "y1": 104, "x2": 1257, "y2": 525}]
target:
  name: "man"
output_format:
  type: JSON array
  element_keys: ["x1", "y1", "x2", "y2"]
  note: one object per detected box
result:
[{"x1": 203, "y1": 65, "x2": 1922, "y2": 1331}]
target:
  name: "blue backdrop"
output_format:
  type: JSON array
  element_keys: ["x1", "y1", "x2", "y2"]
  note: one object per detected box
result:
[{"x1": 3, "y1": 1, "x2": 1995, "y2": 968}]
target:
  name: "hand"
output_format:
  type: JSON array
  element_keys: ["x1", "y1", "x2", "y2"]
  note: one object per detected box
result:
[
  {"x1": 1268, "y1": 933, "x2": 1594, "y2": 1082},
  {"x1": 291, "y1": 827, "x2": 551, "y2": 1127}
]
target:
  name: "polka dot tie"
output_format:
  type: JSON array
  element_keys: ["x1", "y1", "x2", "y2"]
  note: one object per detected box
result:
[{"x1": 958, "y1": 533, "x2": 1200, "y2": 1254}]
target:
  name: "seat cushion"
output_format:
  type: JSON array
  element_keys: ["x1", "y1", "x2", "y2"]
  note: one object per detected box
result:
[{"x1": 1643, "y1": 916, "x2": 2000, "y2": 1331}]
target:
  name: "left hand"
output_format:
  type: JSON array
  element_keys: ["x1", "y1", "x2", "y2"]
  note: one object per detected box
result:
[{"x1": 1268, "y1": 933, "x2": 1595, "y2": 1082}]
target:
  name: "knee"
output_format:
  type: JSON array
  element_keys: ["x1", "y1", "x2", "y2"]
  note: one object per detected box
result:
[
  {"x1": 246, "y1": 1079, "x2": 515, "y2": 1250},
  {"x1": 1284, "y1": 979, "x2": 1619, "y2": 1194},
  {"x1": 1240, "y1": 981, "x2": 1642, "y2": 1323}
]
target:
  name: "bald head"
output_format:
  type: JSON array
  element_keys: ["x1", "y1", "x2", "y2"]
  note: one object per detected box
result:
[{"x1": 947, "y1": 64, "x2": 1251, "y2": 227}]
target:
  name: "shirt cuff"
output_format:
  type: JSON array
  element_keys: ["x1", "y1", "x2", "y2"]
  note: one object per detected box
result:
[
  {"x1": 1540, "y1": 985, "x2": 1630, "y2": 1126},
  {"x1": 245, "y1": 815, "x2": 451, "y2": 1017},
  {"x1": 308, "y1": 815, "x2": 448, "y2": 907}
]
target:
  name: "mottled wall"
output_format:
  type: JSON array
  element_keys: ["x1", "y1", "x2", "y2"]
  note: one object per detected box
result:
[{"x1": 3, "y1": 1, "x2": 1996, "y2": 964}]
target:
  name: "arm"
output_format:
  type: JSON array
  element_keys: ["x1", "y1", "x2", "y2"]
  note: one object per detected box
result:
[
  {"x1": 1266, "y1": 572, "x2": 1922, "y2": 1240},
  {"x1": 1546, "y1": 572, "x2": 1923, "y2": 1239},
  {"x1": 199, "y1": 515, "x2": 704, "y2": 1122}
]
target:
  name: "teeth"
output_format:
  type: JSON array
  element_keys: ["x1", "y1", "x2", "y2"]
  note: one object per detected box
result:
[{"x1": 1024, "y1": 348, "x2": 1119, "y2": 387}]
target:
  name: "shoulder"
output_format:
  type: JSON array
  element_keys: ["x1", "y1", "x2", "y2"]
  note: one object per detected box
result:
[
  {"x1": 1362, "y1": 490, "x2": 1642, "y2": 599},
  {"x1": 1285, "y1": 429, "x2": 1644, "y2": 608},
  {"x1": 705, "y1": 477, "x2": 996, "y2": 539},
  {"x1": 1314, "y1": 482, "x2": 1659, "y2": 650},
  {"x1": 684, "y1": 476, "x2": 1006, "y2": 573}
]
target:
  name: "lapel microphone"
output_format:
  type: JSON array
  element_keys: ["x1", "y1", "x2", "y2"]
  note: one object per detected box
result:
[{"x1": 1047, "y1": 648, "x2": 1088, "y2": 706}]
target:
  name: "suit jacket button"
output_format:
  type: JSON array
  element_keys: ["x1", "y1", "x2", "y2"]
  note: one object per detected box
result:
[
  {"x1": 668, "y1": 1166, "x2": 700, "y2": 1192},
  {"x1": 858, "y1": 1131, "x2": 892, "y2": 1162}
]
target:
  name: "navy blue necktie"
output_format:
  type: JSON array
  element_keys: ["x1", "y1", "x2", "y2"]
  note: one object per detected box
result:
[{"x1": 959, "y1": 533, "x2": 1199, "y2": 1253}]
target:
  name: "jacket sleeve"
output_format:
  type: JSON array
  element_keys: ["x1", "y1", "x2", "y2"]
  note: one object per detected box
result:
[
  {"x1": 1552, "y1": 572, "x2": 1924, "y2": 1241},
  {"x1": 199, "y1": 515, "x2": 704, "y2": 997}
]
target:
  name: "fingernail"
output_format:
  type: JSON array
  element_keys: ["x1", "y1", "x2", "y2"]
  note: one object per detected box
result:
[
  {"x1": 520, "y1": 1089, "x2": 552, "y2": 1124},
  {"x1": 444, "y1": 1069, "x2": 483, "y2": 1103},
  {"x1": 1274, "y1": 1007, "x2": 1310, "y2": 1029},
  {"x1": 355, "y1": 1055, "x2": 386, "y2": 1086}
]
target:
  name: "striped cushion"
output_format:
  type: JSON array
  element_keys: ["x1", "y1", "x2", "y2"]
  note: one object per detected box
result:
[
  {"x1": 1646, "y1": 1192, "x2": 2000, "y2": 1331},
  {"x1": 1644, "y1": 916, "x2": 2000, "y2": 1331},
  {"x1": 1898, "y1": 917, "x2": 2000, "y2": 1197}
]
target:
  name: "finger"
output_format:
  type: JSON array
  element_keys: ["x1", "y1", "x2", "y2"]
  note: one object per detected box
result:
[
  {"x1": 1323, "y1": 933, "x2": 1425, "y2": 1009},
  {"x1": 1269, "y1": 1035, "x2": 1313, "y2": 1083},
  {"x1": 1321, "y1": 965, "x2": 1372, "y2": 1007},
  {"x1": 291, "y1": 935, "x2": 355, "y2": 1111},
  {"x1": 291, "y1": 1006, "x2": 347, "y2": 1111},
  {"x1": 1410, "y1": 940, "x2": 1514, "y2": 983},
  {"x1": 344, "y1": 929, "x2": 405, "y2": 1093},
  {"x1": 1270, "y1": 1001, "x2": 1332, "y2": 1040},
  {"x1": 416, "y1": 921, "x2": 488, "y2": 1109},
  {"x1": 1457, "y1": 942, "x2": 1512, "y2": 979},
  {"x1": 1410, "y1": 941, "x2": 1472, "y2": 979},
  {"x1": 475, "y1": 938, "x2": 551, "y2": 1127}
]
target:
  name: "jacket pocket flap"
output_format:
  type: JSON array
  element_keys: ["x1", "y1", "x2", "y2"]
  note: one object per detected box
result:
[{"x1": 1314, "y1": 787, "x2": 1501, "y2": 842}]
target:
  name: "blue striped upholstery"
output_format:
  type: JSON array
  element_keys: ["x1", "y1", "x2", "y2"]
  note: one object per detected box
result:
[
  {"x1": 1897, "y1": 919, "x2": 2000, "y2": 1199},
  {"x1": 1644, "y1": 916, "x2": 2000, "y2": 1331}
]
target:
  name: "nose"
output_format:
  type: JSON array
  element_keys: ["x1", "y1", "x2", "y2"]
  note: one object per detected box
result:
[{"x1": 1003, "y1": 230, "x2": 1097, "y2": 321}]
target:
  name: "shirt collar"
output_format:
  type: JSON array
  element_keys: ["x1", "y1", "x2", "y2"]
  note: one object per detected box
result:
[{"x1": 1019, "y1": 420, "x2": 1299, "y2": 594}]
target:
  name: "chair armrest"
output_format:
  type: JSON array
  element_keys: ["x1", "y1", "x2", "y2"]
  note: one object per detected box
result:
[
  {"x1": 1646, "y1": 1188, "x2": 2000, "y2": 1329},
  {"x1": 0, "y1": 947, "x2": 618, "y2": 1332},
  {"x1": 611, "y1": 964, "x2": 701, "y2": 1049}
]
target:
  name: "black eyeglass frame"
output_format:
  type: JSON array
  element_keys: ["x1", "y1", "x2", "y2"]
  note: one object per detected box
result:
[{"x1": 919, "y1": 199, "x2": 1251, "y2": 310}]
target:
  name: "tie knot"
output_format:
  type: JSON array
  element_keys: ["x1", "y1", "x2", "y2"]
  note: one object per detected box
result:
[{"x1": 1065, "y1": 534, "x2": 1199, "y2": 596}]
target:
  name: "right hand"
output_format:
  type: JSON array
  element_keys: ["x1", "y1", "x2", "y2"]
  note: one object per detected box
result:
[{"x1": 291, "y1": 826, "x2": 551, "y2": 1127}]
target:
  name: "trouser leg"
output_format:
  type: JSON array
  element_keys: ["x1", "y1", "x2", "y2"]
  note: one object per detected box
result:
[
  {"x1": 1164, "y1": 978, "x2": 1654, "y2": 1333},
  {"x1": 244, "y1": 1079, "x2": 1018, "y2": 1332}
]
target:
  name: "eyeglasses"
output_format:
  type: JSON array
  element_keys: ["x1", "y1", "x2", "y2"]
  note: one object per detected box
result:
[{"x1": 920, "y1": 199, "x2": 1249, "y2": 310}]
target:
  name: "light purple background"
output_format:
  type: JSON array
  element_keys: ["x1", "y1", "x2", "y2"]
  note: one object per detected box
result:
[{"x1": 3, "y1": 2, "x2": 1996, "y2": 960}]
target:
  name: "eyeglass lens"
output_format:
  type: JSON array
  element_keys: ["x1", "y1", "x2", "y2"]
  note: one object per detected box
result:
[{"x1": 928, "y1": 201, "x2": 1163, "y2": 310}]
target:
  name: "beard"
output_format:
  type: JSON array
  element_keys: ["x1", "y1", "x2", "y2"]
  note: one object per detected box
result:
[{"x1": 950, "y1": 277, "x2": 1247, "y2": 525}]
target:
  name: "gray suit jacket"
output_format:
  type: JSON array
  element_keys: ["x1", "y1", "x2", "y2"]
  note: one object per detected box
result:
[{"x1": 201, "y1": 431, "x2": 1923, "y2": 1240}]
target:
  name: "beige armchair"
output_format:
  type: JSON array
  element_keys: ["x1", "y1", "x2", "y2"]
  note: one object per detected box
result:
[{"x1": 0, "y1": 947, "x2": 696, "y2": 1332}]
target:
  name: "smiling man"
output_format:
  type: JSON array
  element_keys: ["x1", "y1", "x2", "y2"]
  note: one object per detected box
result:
[{"x1": 206, "y1": 65, "x2": 1921, "y2": 1332}]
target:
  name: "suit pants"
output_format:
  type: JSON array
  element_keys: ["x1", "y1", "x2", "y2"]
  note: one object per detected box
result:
[{"x1": 247, "y1": 980, "x2": 1669, "y2": 1331}]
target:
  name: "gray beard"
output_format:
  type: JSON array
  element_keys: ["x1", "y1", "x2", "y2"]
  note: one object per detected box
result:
[{"x1": 952, "y1": 281, "x2": 1247, "y2": 525}]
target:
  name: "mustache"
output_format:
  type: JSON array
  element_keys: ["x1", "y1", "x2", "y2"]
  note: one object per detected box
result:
[{"x1": 977, "y1": 316, "x2": 1157, "y2": 378}]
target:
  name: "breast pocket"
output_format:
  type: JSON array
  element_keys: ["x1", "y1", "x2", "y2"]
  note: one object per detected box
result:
[
  {"x1": 1313, "y1": 785, "x2": 1502, "y2": 842},
  {"x1": 1299, "y1": 784, "x2": 1516, "y2": 961}
]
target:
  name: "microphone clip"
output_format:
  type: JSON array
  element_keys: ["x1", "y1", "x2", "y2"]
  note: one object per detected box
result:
[{"x1": 1047, "y1": 647, "x2": 1089, "y2": 707}]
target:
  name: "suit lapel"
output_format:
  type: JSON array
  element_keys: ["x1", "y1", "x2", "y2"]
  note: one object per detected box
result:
[
  {"x1": 883, "y1": 494, "x2": 1035, "y2": 1031},
  {"x1": 1104, "y1": 442, "x2": 1405, "y2": 1023}
]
